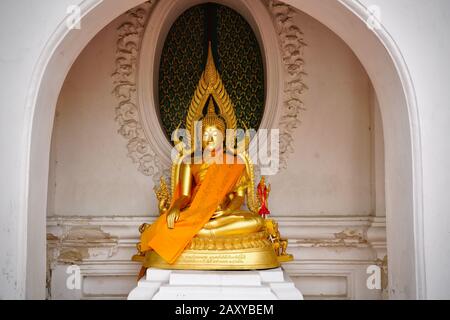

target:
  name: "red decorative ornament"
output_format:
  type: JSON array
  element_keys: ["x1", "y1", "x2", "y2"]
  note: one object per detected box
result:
[{"x1": 257, "y1": 176, "x2": 271, "y2": 218}]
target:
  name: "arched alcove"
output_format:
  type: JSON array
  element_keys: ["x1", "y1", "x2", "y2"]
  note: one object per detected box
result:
[
  {"x1": 138, "y1": 0, "x2": 283, "y2": 168},
  {"x1": 22, "y1": 0, "x2": 424, "y2": 299},
  {"x1": 157, "y1": 3, "x2": 265, "y2": 140}
]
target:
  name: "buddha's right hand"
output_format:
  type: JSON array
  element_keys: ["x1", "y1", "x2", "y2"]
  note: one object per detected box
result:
[{"x1": 166, "y1": 207, "x2": 180, "y2": 229}]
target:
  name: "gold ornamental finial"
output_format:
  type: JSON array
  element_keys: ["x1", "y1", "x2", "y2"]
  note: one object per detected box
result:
[
  {"x1": 205, "y1": 42, "x2": 218, "y2": 86},
  {"x1": 186, "y1": 40, "x2": 237, "y2": 137}
]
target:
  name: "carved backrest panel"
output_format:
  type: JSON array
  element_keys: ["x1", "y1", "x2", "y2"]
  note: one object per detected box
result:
[{"x1": 158, "y1": 3, "x2": 265, "y2": 142}]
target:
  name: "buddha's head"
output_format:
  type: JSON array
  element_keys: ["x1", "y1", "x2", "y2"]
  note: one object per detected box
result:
[{"x1": 201, "y1": 98, "x2": 226, "y2": 152}]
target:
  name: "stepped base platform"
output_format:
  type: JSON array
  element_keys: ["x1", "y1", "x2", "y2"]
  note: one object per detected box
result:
[{"x1": 128, "y1": 267, "x2": 303, "y2": 300}]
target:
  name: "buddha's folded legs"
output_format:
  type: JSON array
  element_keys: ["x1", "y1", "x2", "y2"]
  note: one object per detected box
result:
[{"x1": 197, "y1": 211, "x2": 264, "y2": 237}]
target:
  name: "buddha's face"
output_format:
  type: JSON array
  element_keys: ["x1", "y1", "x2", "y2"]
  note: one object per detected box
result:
[{"x1": 202, "y1": 125, "x2": 224, "y2": 152}]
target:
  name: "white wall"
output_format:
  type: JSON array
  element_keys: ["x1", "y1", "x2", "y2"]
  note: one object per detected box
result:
[
  {"x1": 48, "y1": 14, "x2": 155, "y2": 217},
  {"x1": 0, "y1": 0, "x2": 85, "y2": 299},
  {"x1": 48, "y1": 8, "x2": 377, "y2": 218},
  {"x1": 270, "y1": 10, "x2": 375, "y2": 215},
  {"x1": 371, "y1": 91, "x2": 385, "y2": 217},
  {"x1": 357, "y1": 0, "x2": 450, "y2": 300}
]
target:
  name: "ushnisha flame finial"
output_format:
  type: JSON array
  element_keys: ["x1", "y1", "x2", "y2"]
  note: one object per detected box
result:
[
  {"x1": 207, "y1": 96, "x2": 215, "y2": 115},
  {"x1": 202, "y1": 97, "x2": 226, "y2": 134}
]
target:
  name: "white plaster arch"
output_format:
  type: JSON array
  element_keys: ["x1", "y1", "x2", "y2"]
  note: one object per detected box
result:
[
  {"x1": 22, "y1": 0, "x2": 425, "y2": 299},
  {"x1": 137, "y1": 0, "x2": 284, "y2": 168},
  {"x1": 281, "y1": 0, "x2": 426, "y2": 299}
]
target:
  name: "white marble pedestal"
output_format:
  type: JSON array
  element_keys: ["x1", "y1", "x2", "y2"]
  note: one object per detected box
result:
[{"x1": 128, "y1": 267, "x2": 303, "y2": 300}]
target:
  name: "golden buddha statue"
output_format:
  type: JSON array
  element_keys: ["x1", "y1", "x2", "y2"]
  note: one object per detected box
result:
[{"x1": 132, "y1": 42, "x2": 292, "y2": 270}]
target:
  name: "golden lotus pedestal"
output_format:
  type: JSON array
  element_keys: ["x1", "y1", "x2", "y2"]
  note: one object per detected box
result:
[
  {"x1": 134, "y1": 230, "x2": 293, "y2": 270},
  {"x1": 143, "y1": 247, "x2": 280, "y2": 270}
]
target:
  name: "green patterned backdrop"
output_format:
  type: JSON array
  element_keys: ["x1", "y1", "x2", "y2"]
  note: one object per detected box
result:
[{"x1": 158, "y1": 3, "x2": 265, "y2": 142}]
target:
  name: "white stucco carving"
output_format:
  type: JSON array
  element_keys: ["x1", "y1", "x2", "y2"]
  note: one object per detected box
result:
[
  {"x1": 267, "y1": 0, "x2": 307, "y2": 170},
  {"x1": 112, "y1": 1, "x2": 166, "y2": 183}
]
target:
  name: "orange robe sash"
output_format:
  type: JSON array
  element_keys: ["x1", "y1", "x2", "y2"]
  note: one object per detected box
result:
[{"x1": 140, "y1": 162, "x2": 245, "y2": 264}]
